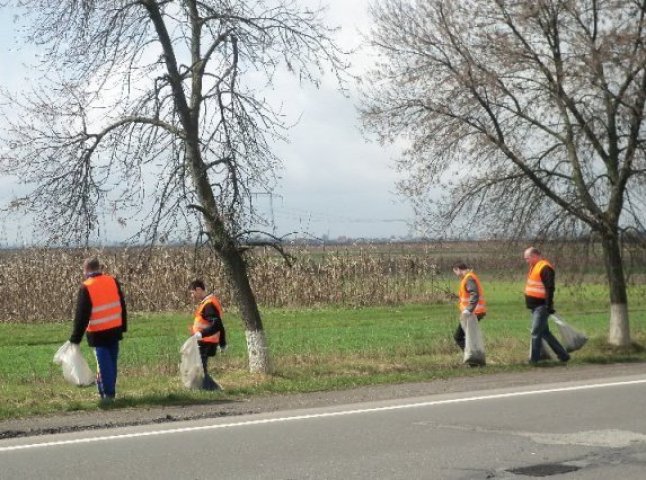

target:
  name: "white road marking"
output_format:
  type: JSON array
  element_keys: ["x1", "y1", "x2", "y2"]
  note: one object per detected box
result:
[
  {"x1": 1, "y1": 377, "x2": 645, "y2": 453},
  {"x1": 526, "y1": 429, "x2": 646, "y2": 448}
]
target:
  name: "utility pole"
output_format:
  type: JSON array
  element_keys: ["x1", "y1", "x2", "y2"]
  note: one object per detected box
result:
[{"x1": 251, "y1": 192, "x2": 281, "y2": 236}]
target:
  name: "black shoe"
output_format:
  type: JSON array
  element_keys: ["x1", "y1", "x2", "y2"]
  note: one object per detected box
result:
[
  {"x1": 202, "y1": 375, "x2": 222, "y2": 391},
  {"x1": 99, "y1": 396, "x2": 115, "y2": 407},
  {"x1": 467, "y1": 362, "x2": 486, "y2": 368}
]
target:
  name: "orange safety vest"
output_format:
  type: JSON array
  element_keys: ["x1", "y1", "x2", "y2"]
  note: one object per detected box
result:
[
  {"x1": 84, "y1": 275, "x2": 123, "y2": 333},
  {"x1": 191, "y1": 294, "x2": 223, "y2": 344},
  {"x1": 458, "y1": 271, "x2": 487, "y2": 315},
  {"x1": 524, "y1": 259, "x2": 554, "y2": 299}
]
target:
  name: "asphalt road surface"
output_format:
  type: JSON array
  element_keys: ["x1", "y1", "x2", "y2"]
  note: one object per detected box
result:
[{"x1": 2, "y1": 373, "x2": 646, "y2": 479}]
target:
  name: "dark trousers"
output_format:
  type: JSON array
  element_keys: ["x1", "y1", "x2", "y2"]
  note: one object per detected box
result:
[
  {"x1": 530, "y1": 305, "x2": 570, "y2": 362},
  {"x1": 454, "y1": 314, "x2": 485, "y2": 351},
  {"x1": 95, "y1": 342, "x2": 119, "y2": 398},
  {"x1": 198, "y1": 344, "x2": 221, "y2": 391}
]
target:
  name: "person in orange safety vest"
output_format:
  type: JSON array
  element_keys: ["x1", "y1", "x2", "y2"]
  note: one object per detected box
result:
[
  {"x1": 69, "y1": 257, "x2": 127, "y2": 402},
  {"x1": 452, "y1": 262, "x2": 487, "y2": 354},
  {"x1": 189, "y1": 279, "x2": 227, "y2": 391},
  {"x1": 524, "y1": 247, "x2": 569, "y2": 364}
]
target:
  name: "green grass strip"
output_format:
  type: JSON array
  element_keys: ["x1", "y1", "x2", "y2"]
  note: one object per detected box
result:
[{"x1": 1, "y1": 281, "x2": 645, "y2": 420}]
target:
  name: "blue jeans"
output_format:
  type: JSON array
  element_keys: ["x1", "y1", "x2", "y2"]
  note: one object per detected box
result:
[
  {"x1": 95, "y1": 342, "x2": 119, "y2": 398},
  {"x1": 530, "y1": 305, "x2": 570, "y2": 363}
]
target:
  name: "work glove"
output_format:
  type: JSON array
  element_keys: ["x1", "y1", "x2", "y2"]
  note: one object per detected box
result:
[
  {"x1": 548, "y1": 307, "x2": 556, "y2": 315},
  {"x1": 218, "y1": 344, "x2": 228, "y2": 353},
  {"x1": 462, "y1": 309, "x2": 472, "y2": 315},
  {"x1": 193, "y1": 331, "x2": 202, "y2": 340}
]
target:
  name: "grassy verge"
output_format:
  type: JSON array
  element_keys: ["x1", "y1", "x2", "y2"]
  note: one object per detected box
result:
[{"x1": 1, "y1": 281, "x2": 645, "y2": 420}]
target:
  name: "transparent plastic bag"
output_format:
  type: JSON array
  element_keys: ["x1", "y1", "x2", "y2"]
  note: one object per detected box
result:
[
  {"x1": 460, "y1": 311, "x2": 486, "y2": 366},
  {"x1": 551, "y1": 314, "x2": 588, "y2": 352},
  {"x1": 53, "y1": 341, "x2": 95, "y2": 386},
  {"x1": 180, "y1": 336, "x2": 204, "y2": 389}
]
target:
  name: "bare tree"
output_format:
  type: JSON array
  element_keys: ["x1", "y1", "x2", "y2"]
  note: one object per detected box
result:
[
  {"x1": 361, "y1": 0, "x2": 646, "y2": 346},
  {"x1": 0, "y1": 0, "x2": 346, "y2": 372}
]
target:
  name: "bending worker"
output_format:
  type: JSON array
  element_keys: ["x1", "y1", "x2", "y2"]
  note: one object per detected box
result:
[
  {"x1": 523, "y1": 247, "x2": 570, "y2": 364},
  {"x1": 69, "y1": 257, "x2": 127, "y2": 402},
  {"x1": 189, "y1": 279, "x2": 227, "y2": 391},
  {"x1": 452, "y1": 262, "x2": 487, "y2": 351}
]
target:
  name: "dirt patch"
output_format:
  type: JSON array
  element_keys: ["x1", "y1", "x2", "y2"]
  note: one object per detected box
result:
[{"x1": 1, "y1": 362, "x2": 644, "y2": 440}]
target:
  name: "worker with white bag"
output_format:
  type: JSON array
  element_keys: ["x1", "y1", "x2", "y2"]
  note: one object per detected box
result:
[
  {"x1": 185, "y1": 279, "x2": 227, "y2": 391},
  {"x1": 63, "y1": 257, "x2": 128, "y2": 402},
  {"x1": 452, "y1": 262, "x2": 487, "y2": 366},
  {"x1": 523, "y1": 247, "x2": 570, "y2": 364}
]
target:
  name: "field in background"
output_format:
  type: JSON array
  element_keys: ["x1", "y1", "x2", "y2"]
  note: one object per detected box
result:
[{"x1": 1, "y1": 240, "x2": 645, "y2": 323}]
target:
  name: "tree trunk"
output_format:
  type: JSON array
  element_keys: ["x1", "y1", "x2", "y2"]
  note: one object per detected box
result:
[
  {"x1": 221, "y1": 246, "x2": 272, "y2": 374},
  {"x1": 600, "y1": 234, "x2": 631, "y2": 346},
  {"x1": 183, "y1": 138, "x2": 271, "y2": 374}
]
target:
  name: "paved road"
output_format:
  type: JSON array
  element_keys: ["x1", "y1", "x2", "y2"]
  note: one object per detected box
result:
[{"x1": 2, "y1": 374, "x2": 646, "y2": 479}]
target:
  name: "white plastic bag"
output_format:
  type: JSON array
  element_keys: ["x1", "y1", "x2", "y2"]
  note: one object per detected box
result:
[
  {"x1": 460, "y1": 312, "x2": 486, "y2": 366},
  {"x1": 180, "y1": 336, "x2": 204, "y2": 389},
  {"x1": 53, "y1": 341, "x2": 95, "y2": 386},
  {"x1": 551, "y1": 314, "x2": 588, "y2": 352}
]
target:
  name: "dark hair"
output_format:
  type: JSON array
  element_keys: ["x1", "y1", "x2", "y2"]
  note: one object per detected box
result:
[
  {"x1": 84, "y1": 257, "x2": 101, "y2": 272},
  {"x1": 452, "y1": 262, "x2": 469, "y2": 270},
  {"x1": 188, "y1": 279, "x2": 206, "y2": 291}
]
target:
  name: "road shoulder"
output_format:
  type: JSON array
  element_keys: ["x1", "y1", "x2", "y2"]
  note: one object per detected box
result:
[{"x1": 1, "y1": 362, "x2": 644, "y2": 439}]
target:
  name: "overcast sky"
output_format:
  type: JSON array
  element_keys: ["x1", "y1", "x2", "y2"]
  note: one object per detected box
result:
[{"x1": 0, "y1": 1, "x2": 415, "y2": 244}]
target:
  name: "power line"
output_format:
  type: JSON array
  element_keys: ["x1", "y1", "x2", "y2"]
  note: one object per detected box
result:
[{"x1": 272, "y1": 206, "x2": 409, "y2": 224}]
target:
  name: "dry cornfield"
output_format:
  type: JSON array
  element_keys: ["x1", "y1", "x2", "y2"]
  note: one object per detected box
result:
[
  {"x1": 1, "y1": 240, "x2": 644, "y2": 323},
  {"x1": 0, "y1": 244, "x2": 443, "y2": 323}
]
